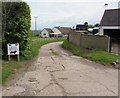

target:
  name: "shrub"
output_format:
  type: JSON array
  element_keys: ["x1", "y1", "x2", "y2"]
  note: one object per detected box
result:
[{"x1": 2, "y1": 2, "x2": 31, "y2": 59}]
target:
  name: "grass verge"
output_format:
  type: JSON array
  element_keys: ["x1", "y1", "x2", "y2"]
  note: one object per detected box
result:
[
  {"x1": 2, "y1": 61, "x2": 22, "y2": 84},
  {"x1": 2, "y1": 38, "x2": 65, "y2": 84},
  {"x1": 62, "y1": 40, "x2": 118, "y2": 65},
  {"x1": 31, "y1": 38, "x2": 64, "y2": 58},
  {"x1": 32, "y1": 37, "x2": 42, "y2": 40}
]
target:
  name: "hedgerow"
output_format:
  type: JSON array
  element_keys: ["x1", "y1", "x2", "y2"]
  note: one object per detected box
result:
[{"x1": 2, "y1": 2, "x2": 32, "y2": 59}]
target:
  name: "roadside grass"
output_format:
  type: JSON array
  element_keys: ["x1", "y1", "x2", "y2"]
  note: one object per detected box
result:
[
  {"x1": 32, "y1": 37, "x2": 42, "y2": 40},
  {"x1": 62, "y1": 40, "x2": 118, "y2": 65},
  {"x1": 2, "y1": 38, "x2": 65, "y2": 84},
  {"x1": 2, "y1": 61, "x2": 22, "y2": 84},
  {"x1": 31, "y1": 38, "x2": 64, "y2": 58},
  {"x1": 50, "y1": 48, "x2": 59, "y2": 55},
  {"x1": 83, "y1": 49, "x2": 118, "y2": 65}
]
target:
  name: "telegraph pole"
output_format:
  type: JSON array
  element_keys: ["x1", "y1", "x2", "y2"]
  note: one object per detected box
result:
[{"x1": 34, "y1": 16, "x2": 38, "y2": 34}]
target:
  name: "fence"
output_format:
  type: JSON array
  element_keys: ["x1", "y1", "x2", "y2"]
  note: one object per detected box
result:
[{"x1": 69, "y1": 33, "x2": 110, "y2": 52}]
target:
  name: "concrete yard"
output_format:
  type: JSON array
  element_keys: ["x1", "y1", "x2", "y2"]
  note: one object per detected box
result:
[{"x1": 2, "y1": 42, "x2": 118, "y2": 96}]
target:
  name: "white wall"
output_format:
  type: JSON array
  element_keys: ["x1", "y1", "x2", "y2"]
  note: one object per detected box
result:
[
  {"x1": 52, "y1": 27, "x2": 62, "y2": 34},
  {"x1": 41, "y1": 29, "x2": 49, "y2": 38}
]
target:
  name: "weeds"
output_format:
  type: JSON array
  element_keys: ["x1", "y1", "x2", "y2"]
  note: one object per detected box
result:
[
  {"x1": 2, "y1": 38, "x2": 65, "y2": 84},
  {"x1": 58, "y1": 77, "x2": 68, "y2": 80},
  {"x1": 62, "y1": 40, "x2": 118, "y2": 65},
  {"x1": 50, "y1": 48, "x2": 59, "y2": 55}
]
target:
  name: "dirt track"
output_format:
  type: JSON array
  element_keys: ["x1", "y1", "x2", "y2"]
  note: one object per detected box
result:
[{"x1": 2, "y1": 42, "x2": 118, "y2": 96}]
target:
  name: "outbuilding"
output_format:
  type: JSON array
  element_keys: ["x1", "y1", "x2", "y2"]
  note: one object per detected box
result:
[
  {"x1": 40, "y1": 28, "x2": 53, "y2": 38},
  {"x1": 52, "y1": 27, "x2": 72, "y2": 37},
  {"x1": 99, "y1": 9, "x2": 120, "y2": 39}
]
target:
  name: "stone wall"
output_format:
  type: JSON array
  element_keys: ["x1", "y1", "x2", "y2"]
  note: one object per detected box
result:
[
  {"x1": 69, "y1": 33, "x2": 82, "y2": 46},
  {"x1": 69, "y1": 33, "x2": 110, "y2": 52}
]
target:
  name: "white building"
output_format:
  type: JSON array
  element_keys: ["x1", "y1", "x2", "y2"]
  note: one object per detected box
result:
[
  {"x1": 40, "y1": 28, "x2": 53, "y2": 38},
  {"x1": 51, "y1": 27, "x2": 72, "y2": 37}
]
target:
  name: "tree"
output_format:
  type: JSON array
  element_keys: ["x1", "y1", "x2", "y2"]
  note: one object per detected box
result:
[
  {"x1": 84, "y1": 22, "x2": 88, "y2": 26},
  {"x1": 88, "y1": 24, "x2": 94, "y2": 28},
  {"x1": 94, "y1": 23, "x2": 99, "y2": 27},
  {"x1": 2, "y1": 2, "x2": 32, "y2": 59}
]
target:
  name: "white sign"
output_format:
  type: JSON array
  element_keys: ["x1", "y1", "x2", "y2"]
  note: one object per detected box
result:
[{"x1": 7, "y1": 43, "x2": 19, "y2": 55}]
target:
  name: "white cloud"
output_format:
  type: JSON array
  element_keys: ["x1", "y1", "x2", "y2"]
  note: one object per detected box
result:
[{"x1": 25, "y1": 1, "x2": 119, "y2": 30}]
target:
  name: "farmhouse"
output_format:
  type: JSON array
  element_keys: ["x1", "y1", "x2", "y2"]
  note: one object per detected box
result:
[
  {"x1": 99, "y1": 9, "x2": 120, "y2": 39},
  {"x1": 51, "y1": 27, "x2": 72, "y2": 37},
  {"x1": 40, "y1": 28, "x2": 53, "y2": 38}
]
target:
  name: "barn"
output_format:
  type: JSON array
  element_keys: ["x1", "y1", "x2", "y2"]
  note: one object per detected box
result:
[
  {"x1": 99, "y1": 9, "x2": 120, "y2": 54},
  {"x1": 99, "y1": 9, "x2": 120, "y2": 39}
]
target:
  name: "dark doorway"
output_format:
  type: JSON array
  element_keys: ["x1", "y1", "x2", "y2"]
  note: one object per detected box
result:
[
  {"x1": 104, "y1": 29, "x2": 120, "y2": 39},
  {"x1": 104, "y1": 29, "x2": 120, "y2": 54},
  {"x1": 110, "y1": 38, "x2": 119, "y2": 54}
]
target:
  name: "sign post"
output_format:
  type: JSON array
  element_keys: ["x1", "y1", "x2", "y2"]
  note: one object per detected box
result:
[{"x1": 7, "y1": 43, "x2": 20, "y2": 62}]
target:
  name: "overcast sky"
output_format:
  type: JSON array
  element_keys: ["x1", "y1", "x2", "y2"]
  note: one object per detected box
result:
[{"x1": 24, "y1": 0, "x2": 119, "y2": 30}]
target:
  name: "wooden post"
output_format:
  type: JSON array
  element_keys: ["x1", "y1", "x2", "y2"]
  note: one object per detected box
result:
[
  {"x1": 8, "y1": 55, "x2": 10, "y2": 61},
  {"x1": 17, "y1": 54, "x2": 20, "y2": 62}
]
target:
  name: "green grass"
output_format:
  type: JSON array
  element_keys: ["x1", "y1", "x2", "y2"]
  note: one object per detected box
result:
[
  {"x1": 50, "y1": 48, "x2": 59, "y2": 55},
  {"x1": 2, "y1": 61, "x2": 22, "y2": 84},
  {"x1": 61, "y1": 40, "x2": 85, "y2": 56},
  {"x1": 2, "y1": 38, "x2": 65, "y2": 84},
  {"x1": 32, "y1": 37, "x2": 42, "y2": 40},
  {"x1": 62, "y1": 40, "x2": 118, "y2": 65},
  {"x1": 83, "y1": 49, "x2": 118, "y2": 65},
  {"x1": 31, "y1": 38, "x2": 64, "y2": 58}
]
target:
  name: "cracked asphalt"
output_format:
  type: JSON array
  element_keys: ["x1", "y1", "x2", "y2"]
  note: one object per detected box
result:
[{"x1": 2, "y1": 42, "x2": 118, "y2": 96}]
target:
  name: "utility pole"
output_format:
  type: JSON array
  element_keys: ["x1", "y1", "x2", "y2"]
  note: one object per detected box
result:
[{"x1": 34, "y1": 17, "x2": 38, "y2": 35}]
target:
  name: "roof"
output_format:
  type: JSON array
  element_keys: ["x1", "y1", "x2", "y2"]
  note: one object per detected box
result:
[
  {"x1": 44, "y1": 28, "x2": 53, "y2": 33},
  {"x1": 50, "y1": 33, "x2": 61, "y2": 35},
  {"x1": 100, "y1": 9, "x2": 120, "y2": 26},
  {"x1": 55, "y1": 27, "x2": 72, "y2": 34},
  {"x1": 76, "y1": 24, "x2": 87, "y2": 27}
]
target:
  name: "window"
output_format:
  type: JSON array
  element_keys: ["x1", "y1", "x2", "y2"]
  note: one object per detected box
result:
[{"x1": 43, "y1": 33, "x2": 46, "y2": 35}]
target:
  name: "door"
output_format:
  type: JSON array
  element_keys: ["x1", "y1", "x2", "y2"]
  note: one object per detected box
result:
[{"x1": 104, "y1": 29, "x2": 120, "y2": 54}]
